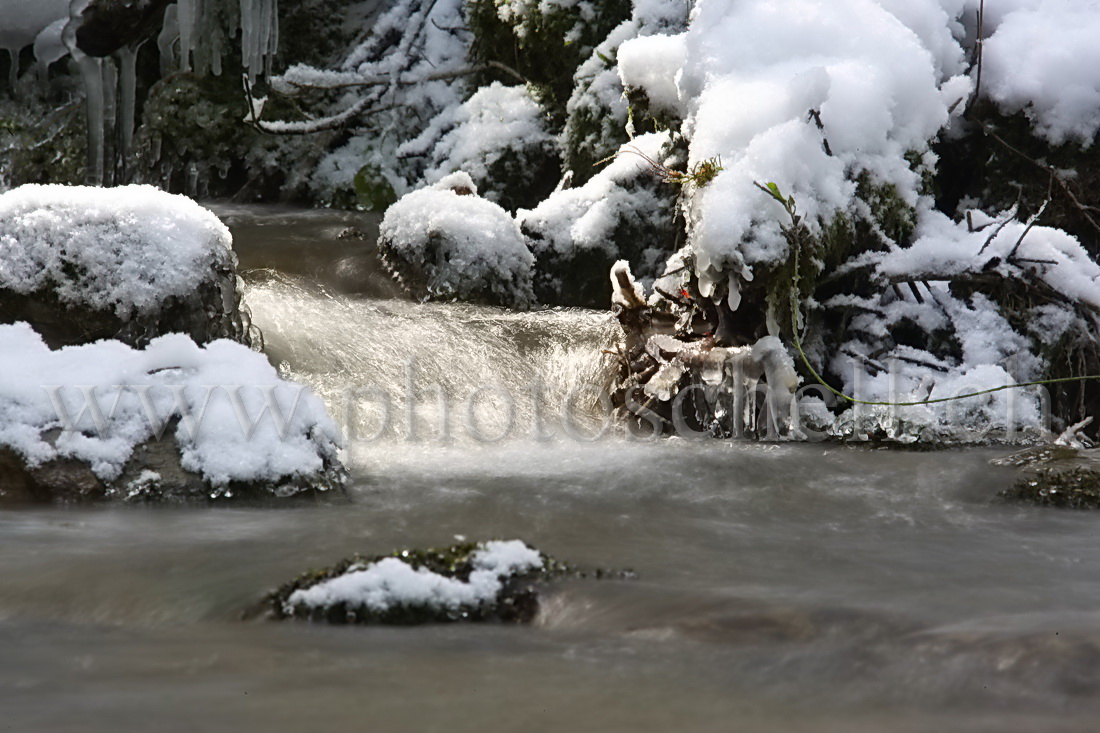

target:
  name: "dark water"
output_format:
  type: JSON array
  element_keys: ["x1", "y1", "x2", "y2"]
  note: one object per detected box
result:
[{"x1": 2, "y1": 208, "x2": 1099, "y2": 732}]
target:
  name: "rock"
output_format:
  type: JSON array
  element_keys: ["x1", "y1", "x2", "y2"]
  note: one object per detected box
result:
[
  {"x1": 0, "y1": 184, "x2": 252, "y2": 349},
  {"x1": 255, "y1": 540, "x2": 572, "y2": 625},
  {"x1": 998, "y1": 467, "x2": 1100, "y2": 510},
  {"x1": 71, "y1": 0, "x2": 173, "y2": 58},
  {"x1": 0, "y1": 323, "x2": 346, "y2": 505},
  {"x1": 377, "y1": 173, "x2": 536, "y2": 308},
  {"x1": 994, "y1": 445, "x2": 1100, "y2": 509}
]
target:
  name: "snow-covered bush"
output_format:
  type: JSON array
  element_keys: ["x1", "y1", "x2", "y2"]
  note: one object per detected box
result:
[
  {"x1": 519, "y1": 131, "x2": 680, "y2": 306},
  {"x1": 465, "y1": 0, "x2": 632, "y2": 125},
  {"x1": 378, "y1": 173, "x2": 536, "y2": 308},
  {"x1": 563, "y1": 0, "x2": 690, "y2": 184},
  {"x1": 0, "y1": 184, "x2": 251, "y2": 348},
  {"x1": 0, "y1": 322, "x2": 344, "y2": 499},
  {"x1": 397, "y1": 82, "x2": 560, "y2": 211}
]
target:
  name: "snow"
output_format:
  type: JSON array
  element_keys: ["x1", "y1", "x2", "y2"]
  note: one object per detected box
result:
[
  {"x1": 618, "y1": 0, "x2": 958, "y2": 291},
  {"x1": 877, "y1": 208, "x2": 1100, "y2": 312},
  {"x1": 285, "y1": 540, "x2": 543, "y2": 615},
  {"x1": 300, "y1": 0, "x2": 471, "y2": 201},
  {"x1": 0, "y1": 323, "x2": 342, "y2": 488},
  {"x1": 519, "y1": 131, "x2": 672, "y2": 262},
  {"x1": 0, "y1": 184, "x2": 234, "y2": 316},
  {"x1": 981, "y1": 1, "x2": 1100, "y2": 145},
  {"x1": 379, "y1": 176, "x2": 536, "y2": 307},
  {"x1": 397, "y1": 82, "x2": 556, "y2": 205}
]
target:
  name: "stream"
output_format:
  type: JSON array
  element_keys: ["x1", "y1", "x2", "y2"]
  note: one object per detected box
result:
[{"x1": 1, "y1": 206, "x2": 1099, "y2": 731}]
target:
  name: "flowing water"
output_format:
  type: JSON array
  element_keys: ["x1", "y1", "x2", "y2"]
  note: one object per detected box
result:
[{"x1": 2, "y1": 207, "x2": 1100, "y2": 731}]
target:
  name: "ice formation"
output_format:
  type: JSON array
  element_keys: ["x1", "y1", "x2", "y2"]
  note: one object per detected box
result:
[
  {"x1": 0, "y1": 322, "x2": 342, "y2": 489},
  {"x1": 0, "y1": 0, "x2": 69, "y2": 90},
  {"x1": 284, "y1": 540, "x2": 543, "y2": 616},
  {"x1": 0, "y1": 184, "x2": 234, "y2": 315}
]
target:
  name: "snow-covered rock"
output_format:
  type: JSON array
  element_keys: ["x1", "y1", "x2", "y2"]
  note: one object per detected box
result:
[
  {"x1": 378, "y1": 173, "x2": 536, "y2": 308},
  {"x1": 0, "y1": 322, "x2": 344, "y2": 503},
  {"x1": 264, "y1": 539, "x2": 557, "y2": 625},
  {"x1": 0, "y1": 184, "x2": 251, "y2": 348}
]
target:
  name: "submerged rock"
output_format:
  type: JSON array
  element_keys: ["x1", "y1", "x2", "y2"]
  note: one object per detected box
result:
[
  {"x1": 999, "y1": 469, "x2": 1100, "y2": 510},
  {"x1": 0, "y1": 184, "x2": 252, "y2": 349},
  {"x1": 994, "y1": 443, "x2": 1100, "y2": 509},
  {"x1": 258, "y1": 540, "x2": 572, "y2": 625}
]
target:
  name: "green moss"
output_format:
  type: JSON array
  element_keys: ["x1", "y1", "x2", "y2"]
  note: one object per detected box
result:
[
  {"x1": 132, "y1": 71, "x2": 256, "y2": 196},
  {"x1": 998, "y1": 468, "x2": 1100, "y2": 509},
  {"x1": 353, "y1": 163, "x2": 398, "y2": 212},
  {"x1": 7, "y1": 101, "x2": 87, "y2": 186}
]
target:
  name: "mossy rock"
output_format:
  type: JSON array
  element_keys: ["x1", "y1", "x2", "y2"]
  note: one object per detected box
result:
[
  {"x1": 0, "y1": 429, "x2": 346, "y2": 506},
  {"x1": 998, "y1": 467, "x2": 1100, "y2": 509},
  {"x1": 259, "y1": 541, "x2": 577, "y2": 625},
  {"x1": 7, "y1": 102, "x2": 87, "y2": 186},
  {"x1": 132, "y1": 71, "x2": 256, "y2": 197},
  {"x1": 354, "y1": 163, "x2": 398, "y2": 212}
]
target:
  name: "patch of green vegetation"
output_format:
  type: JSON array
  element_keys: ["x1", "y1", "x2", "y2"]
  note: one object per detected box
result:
[
  {"x1": 353, "y1": 163, "x2": 398, "y2": 212},
  {"x1": 133, "y1": 71, "x2": 256, "y2": 196}
]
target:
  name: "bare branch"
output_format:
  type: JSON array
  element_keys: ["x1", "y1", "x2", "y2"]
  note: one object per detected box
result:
[{"x1": 1006, "y1": 176, "x2": 1053, "y2": 261}]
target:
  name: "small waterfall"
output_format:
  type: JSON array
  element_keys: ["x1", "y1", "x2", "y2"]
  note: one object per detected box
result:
[{"x1": 244, "y1": 272, "x2": 621, "y2": 457}]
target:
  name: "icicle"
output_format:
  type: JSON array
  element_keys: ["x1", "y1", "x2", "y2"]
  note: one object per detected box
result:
[
  {"x1": 186, "y1": 162, "x2": 199, "y2": 197},
  {"x1": 211, "y1": 30, "x2": 223, "y2": 76},
  {"x1": 158, "y1": 4, "x2": 179, "y2": 75},
  {"x1": 178, "y1": 0, "x2": 195, "y2": 72},
  {"x1": 117, "y1": 45, "x2": 137, "y2": 176},
  {"x1": 76, "y1": 53, "x2": 105, "y2": 185},
  {"x1": 34, "y1": 19, "x2": 69, "y2": 87},
  {"x1": 239, "y1": 0, "x2": 278, "y2": 82},
  {"x1": 4, "y1": 48, "x2": 17, "y2": 93},
  {"x1": 101, "y1": 57, "x2": 117, "y2": 186}
]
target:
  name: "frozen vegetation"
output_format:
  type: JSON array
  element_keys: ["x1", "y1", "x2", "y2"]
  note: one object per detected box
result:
[{"x1": 4, "y1": 0, "x2": 1100, "y2": 443}]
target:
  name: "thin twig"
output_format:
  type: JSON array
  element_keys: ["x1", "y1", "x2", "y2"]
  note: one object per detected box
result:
[
  {"x1": 1006, "y1": 175, "x2": 1053, "y2": 261},
  {"x1": 972, "y1": 117, "x2": 1100, "y2": 237},
  {"x1": 977, "y1": 199, "x2": 1020, "y2": 255}
]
